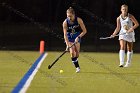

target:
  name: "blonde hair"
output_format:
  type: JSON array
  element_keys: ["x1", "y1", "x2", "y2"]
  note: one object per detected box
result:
[
  {"x1": 121, "y1": 4, "x2": 128, "y2": 9},
  {"x1": 66, "y1": 7, "x2": 75, "y2": 14}
]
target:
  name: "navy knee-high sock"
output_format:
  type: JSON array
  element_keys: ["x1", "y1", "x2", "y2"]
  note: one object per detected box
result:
[{"x1": 71, "y1": 57, "x2": 80, "y2": 68}]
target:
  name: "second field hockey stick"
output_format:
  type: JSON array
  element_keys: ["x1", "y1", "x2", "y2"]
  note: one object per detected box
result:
[
  {"x1": 48, "y1": 42, "x2": 77, "y2": 69},
  {"x1": 99, "y1": 33, "x2": 126, "y2": 40}
]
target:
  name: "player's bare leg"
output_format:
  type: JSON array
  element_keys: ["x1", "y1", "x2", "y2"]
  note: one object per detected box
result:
[
  {"x1": 69, "y1": 42, "x2": 80, "y2": 72},
  {"x1": 119, "y1": 40, "x2": 126, "y2": 67},
  {"x1": 74, "y1": 42, "x2": 80, "y2": 72},
  {"x1": 124, "y1": 42, "x2": 133, "y2": 67}
]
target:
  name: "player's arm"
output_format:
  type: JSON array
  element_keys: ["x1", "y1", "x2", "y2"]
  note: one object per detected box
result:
[
  {"x1": 128, "y1": 14, "x2": 139, "y2": 32},
  {"x1": 75, "y1": 17, "x2": 87, "y2": 42},
  {"x1": 112, "y1": 17, "x2": 121, "y2": 36},
  {"x1": 63, "y1": 20, "x2": 69, "y2": 47}
]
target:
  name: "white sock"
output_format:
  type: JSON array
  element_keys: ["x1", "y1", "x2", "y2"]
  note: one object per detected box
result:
[
  {"x1": 126, "y1": 51, "x2": 133, "y2": 64},
  {"x1": 119, "y1": 50, "x2": 125, "y2": 65}
]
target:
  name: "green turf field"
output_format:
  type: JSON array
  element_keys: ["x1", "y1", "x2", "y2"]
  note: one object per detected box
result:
[{"x1": 0, "y1": 51, "x2": 140, "y2": 93}]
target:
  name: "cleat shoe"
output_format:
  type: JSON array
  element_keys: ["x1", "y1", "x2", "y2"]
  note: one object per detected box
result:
[
  {"x1": 124, "y1": 63, "x2": 130, "y2": 67},
  {"x1": 119, "y1": 65, "x2": 123, "y2": 67},
  {"x1": 76, "y1": 67, "x2": 80, "y2": 73}
]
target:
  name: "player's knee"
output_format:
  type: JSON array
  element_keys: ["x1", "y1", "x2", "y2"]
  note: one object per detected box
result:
[
  {"x1": 120, "y1": 46, "x2": 125, "y2": 50},
  {"x1": 120, "y1": 45, "x2": 125, "y2": 50},
  {"x1": 75, "y1": 52, "x2": 79, "y2": 57},
  {"x1": 127, "y1": 47, "x2": 132, "y2": 52},
  {"x1": 70, "y1": 52, "x2": 75, "y2": 58},
  {"x1": 128, "y1": 50, "x2": 132, "y2": 52}
]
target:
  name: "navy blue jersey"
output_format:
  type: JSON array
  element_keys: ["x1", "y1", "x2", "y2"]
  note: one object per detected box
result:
[{"x1": 66, "y1": 17, "x2": 81, "y2": 42}]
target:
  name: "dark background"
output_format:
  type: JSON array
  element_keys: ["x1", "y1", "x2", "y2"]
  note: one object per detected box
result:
[{"x1": 0, "y1": 0, "x2": 140, "y2": 52}]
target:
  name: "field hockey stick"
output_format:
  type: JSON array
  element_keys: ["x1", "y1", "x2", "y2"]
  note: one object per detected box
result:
[
  {"x1": 99, "y1": 33, "x2": 126, "y2": 40},
  {"x1": 48, "y1": 42, "x2": 77, "y2": 69}
]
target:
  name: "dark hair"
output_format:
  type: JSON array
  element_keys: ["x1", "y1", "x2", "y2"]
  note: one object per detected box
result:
[{"x1": 66, "y1": 7, "x2": 75, "y2": 14}]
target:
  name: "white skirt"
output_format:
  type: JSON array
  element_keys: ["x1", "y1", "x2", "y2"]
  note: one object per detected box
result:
[{"x1": 119, "y1": 31, "x2": 135, "y2": 42}]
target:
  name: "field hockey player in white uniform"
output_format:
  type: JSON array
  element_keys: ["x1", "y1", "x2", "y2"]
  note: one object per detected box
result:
[{"x1": 111, "y1": 4, "x2": 139, "y2": 67}]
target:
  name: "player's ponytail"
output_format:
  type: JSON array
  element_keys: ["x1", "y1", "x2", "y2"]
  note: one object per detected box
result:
[{"x1": 66, "y1": 7, "x2": 75, "y2": 14}]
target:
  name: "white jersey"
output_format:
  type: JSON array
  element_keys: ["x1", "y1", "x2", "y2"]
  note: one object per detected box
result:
[{"x1": 119, "y1": 13, "x2": 135, "y2": 42}]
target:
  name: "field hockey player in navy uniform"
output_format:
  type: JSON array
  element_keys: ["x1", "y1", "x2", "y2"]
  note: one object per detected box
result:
[{"x1": 63, "y1": 7, "x2": 87, "y2": 72}]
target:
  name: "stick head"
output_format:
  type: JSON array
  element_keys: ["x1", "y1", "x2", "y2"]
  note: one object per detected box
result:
[
  {"x1": 99, "y1": 37, "x2": 107, "y2": 40},
  {"x1": 99, "y1": 37, "x2": 112, "y2": 40},
  {"x1": 48, "y1": 65, "x2": 51, "y2": 69}
]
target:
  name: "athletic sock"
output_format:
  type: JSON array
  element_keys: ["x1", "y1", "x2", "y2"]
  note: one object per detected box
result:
[
  {"x1": 71, "y1": 57, "x2": 80, "y2": 68},
  {"x1": 119, "y1": 50, "x2": 125, "y2": 65},
  {"x1": 126, "y1": 51, "x2": 133, "y2": 64}
]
